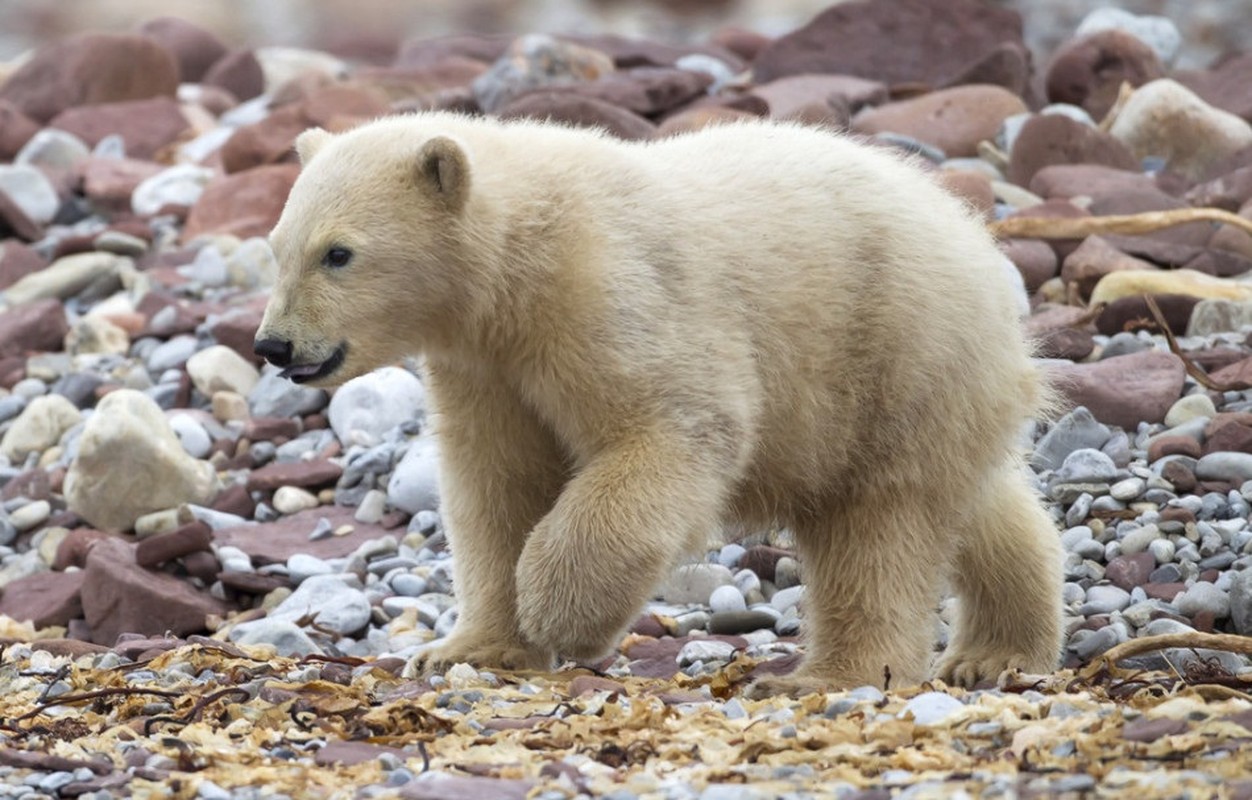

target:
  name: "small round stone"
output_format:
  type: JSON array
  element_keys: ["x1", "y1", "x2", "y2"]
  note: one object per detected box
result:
[{"x1": 708, "y1": 584, "x2": 747, "y2": 614}]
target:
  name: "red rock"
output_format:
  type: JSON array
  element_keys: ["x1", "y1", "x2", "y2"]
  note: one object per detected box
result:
[
  {"x1": 208, "y1": 307, "x2": 265, "y2": 364},
  {"x1": 569, "y1": 675, "x2": 627, "y2": 697},
  {"x1": 1143, "y1": 582, "x2": 1186, "y2": 602},
  {"x1": 0, "y1": 240, "x2": 46, "y2": 291},
  {"x1": 1189, "y1": 348, "x2": 1249, "y2": 373},
  {"x1": 1187, "y1": 165, "x2": 1252, "y2": 212},
  {"x1": 936, "y1": 170, "x2": 995, "y2": 219},
  {"x1": 1106, "y1": 553, "x2": 1155, "y2": 591},
  {"x1": 246, "y1": 459, "x2": 343, "y2": 492},
  {"x1": 0, "y1": 33, "x2": 178, "y2": 123},
  {"x1": 1036, "y1": 328, "x2": 1094, "y2": 361},
  {"x1": 738, "y1": 545, "x2": 792, "y2": 583},
  {"x1": 299, "y1": 84, "x2": 392, "y2": 130},
  {"x1": 630, "y1": 613, "x2": 667, "y2": 637},
  {"x1": 1096, "y1": 294, "x2": 1199, "y2": 338},
  {"x1": 217, "y1": 570, "x2": 288, "y2": 594},
  {"x1": 182, "y1": 164, "x2": 300, "y2": 243},
  {"x1": 242, "y1": 417, "x2": 302, "y2": 442},
  {"x1": 213, "y1": 505, "x2": 392, "y2": 565},
  {"x1": 752, "y1": 0, "x2": 1024, "y2": 88},
  {"x1": 1158, "y1": 506, "x2": 1196, "y2": 526},
  {"x1": 49, "y1": 97, "x2": 190, "y2": 161},
  {"x1": 1159, "y1": 460, "x2": 1196, "y2": 493},
  {"x1": 220, "y1": 106, "x2": 305, "y2": 174},
  {"x1": 944, "y1": 41, "x2": 1032, "y2": 97},
  {"x1": 1, "y1": 467, "x2": 51, "y2": 502},
  {"x1": 1028, "y1": 164, "x2": 1159, "y2": 203},
  {"x1": 183, "y1": 550, "x2": 222, "y2": 583},
  {"x1": 203, "y1": 49, "x2": 266, "y2": 103},
  {"x1": 1202, "y1": 418, "x2": 1252, "y2": 455},
  {"x1": 53, "y1": 528, "x2": 113, "y2": 570},
  {"x1": 657, "y1": 107, "x2": 758, "y2": 137},
  {"x1": 1061, "y1": 236, "x2": 1155, "y2": 300},
  {"x1": 711, "y1": 27, "x2": 771, "y2": 62},
  {"x1": 853, "y1": 85, "x2": 1026, "y2": 159},
  {"x1": 497, "y1": 91, "x2": 655, "y2": 141},
  {"x1": 1000, "y1": 238, "x2": 1058, "y2": 291},
  {"x1": 314, "y1": 740, "x2": 414, "y2": 767},
  {"x1": 546, "y1": 68, "x2": 711, "y2": 117},
  {"x1": 1025, "y1": 304, "x2": 1092, "y2": 340},
  {"x1": 134, "y1": 521, "x2": 213, "y2": 568},
  {"x1": 210, "y1": 483, "x2": 257, "y2": 520},
  {"x1": 0, "y1": 571, "x2": 85, "y2": 628},
  {"x1": 1045, "y1": 31, "x2": 1165, "y2": 120},
  {"x1": 31, "y1": 638, "x2": 110, "y2": 658},
  {"x1": 0, "y1": 189, "x2": 42, "y2": 242},
  {"x1": 1176, "y1": 53, "x2": 1252, "y2": 124},
  {"x1": 1008, "y1": 114, "x2": 1138, "y2": 188},
  {"x1": 749, "y1": 74, "x2": 887, "y2": 120},
  {"x1": 1147, "y1": 435, "x2": 1202, "y2": 463},
  {"x1": 1047, "y1": 349, "x2": 1186, "y2": 430},
  {"x1": 1209, "y1": 357, "x2": 1252, "y2": 390},
  {"x1": 79, "y1": 157, "x2": 164, "y2": 213},
  {"x1": 80, "y1": 537, "x2": 228, "y2": 646},
  {"x1": 0, "y1": 101, "x2": 40, "y2": 161},
  {"x1": 394, "y1": 774, "x2": 533, "y2": 800},
  {"x1": 0, "y1": 299, "x2": 69, "y2": 359},
  {"x1": 138, "y1": 17, "x2": 230, "y2": 83}
]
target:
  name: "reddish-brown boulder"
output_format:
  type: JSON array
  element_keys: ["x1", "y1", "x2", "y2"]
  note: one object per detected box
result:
[{"x1": 182, "y1": 164, "x2": 300, "y2": 242}]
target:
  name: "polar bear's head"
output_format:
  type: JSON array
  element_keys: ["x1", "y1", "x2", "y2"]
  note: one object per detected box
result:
[{"x1": 254, "y1": 122, "x2": 473, "y2": 387}]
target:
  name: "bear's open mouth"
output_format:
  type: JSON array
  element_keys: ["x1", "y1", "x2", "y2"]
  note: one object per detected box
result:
[{"x1": 281, "y1": 342, "x2": 347, "y2": 384}]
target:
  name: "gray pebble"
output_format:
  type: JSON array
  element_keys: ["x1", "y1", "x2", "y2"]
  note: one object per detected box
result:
[
  {"x1": 1196, "y1": 452, "x2": 1252, "y2": 483},
  {"x1": 709, "y1": 584, "x2": 747, "y2": 614},
  {"x1": 1175, "y1": 581, "x2": 1230, "y2": 618},
  {"x1": 1032, "y1": 407, "x2": 1111, "y2": 471},
  {"x1": 1080, "y1": 585, "x2": 1131, "y2": 615}
]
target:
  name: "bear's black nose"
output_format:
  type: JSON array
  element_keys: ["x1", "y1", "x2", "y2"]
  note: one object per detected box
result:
[{"x1": 254, "y1": 337, "x2": 294, "y2": 367}]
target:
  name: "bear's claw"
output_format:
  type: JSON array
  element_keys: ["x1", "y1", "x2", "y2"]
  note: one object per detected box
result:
[{"x1": 403, "y1": 636, "x2": 554, "y2": 679}]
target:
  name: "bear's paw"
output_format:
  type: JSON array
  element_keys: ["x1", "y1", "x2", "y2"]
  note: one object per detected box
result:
[{"x1": 404, "y1": 635, "x2": 554, "y2": 678}]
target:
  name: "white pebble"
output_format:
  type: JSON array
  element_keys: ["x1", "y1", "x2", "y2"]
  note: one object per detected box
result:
[{"x1": 709, "y1": 584, "x2": 747, "y2": 614}]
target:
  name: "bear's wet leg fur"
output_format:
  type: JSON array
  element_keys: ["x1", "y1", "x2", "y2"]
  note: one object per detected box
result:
[
  {"x1": 936, "y1": 464, "x2": 1063, "y2": 686},
  {"x1": 406, "y1": 366, "x2": 566, "y2": 677},
  {"x1": 747, "y1": 497, "x2": 946, "y2": 698},
  {"x1": 514, "y1": 433, "x2": 731, "y2": 662}
]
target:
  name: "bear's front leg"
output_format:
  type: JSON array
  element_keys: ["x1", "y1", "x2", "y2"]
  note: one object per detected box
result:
[
  {"x1": 405, "y1": 369, "x2": 567, "y2": 678},
  {"x1": 515, "y1": 434, "x2": 729, "y2": 661}
]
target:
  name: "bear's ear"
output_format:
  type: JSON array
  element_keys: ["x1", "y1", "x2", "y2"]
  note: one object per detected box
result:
[
  {"x1": 416, "y1": 135, "x2": 469, "y2": 207},
  {"x1": 295, "y1": 128, "x2": 332, "y2": 164}
]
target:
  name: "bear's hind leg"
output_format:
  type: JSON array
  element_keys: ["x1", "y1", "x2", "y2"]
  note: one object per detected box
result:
[
  {"x1": 935, "y1": 466, "x2": 1062, "y2": 687},
  {"x1": 747, "y1": 500, "x2": 944, "y2": 698}
]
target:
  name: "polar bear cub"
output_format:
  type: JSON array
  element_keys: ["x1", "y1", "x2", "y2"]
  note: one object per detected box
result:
[{"x1": 255, "y1": 112, "x2": 1062, "y2": 696}]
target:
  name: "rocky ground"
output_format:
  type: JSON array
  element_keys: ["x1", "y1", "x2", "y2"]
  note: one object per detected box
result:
[{"x1": 2, "y1": 0, "x2": 1252, "y2": 797}]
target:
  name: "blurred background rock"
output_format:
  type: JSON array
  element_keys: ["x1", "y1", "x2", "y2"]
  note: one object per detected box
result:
[{"x1": 0, "y1": 0, "x2": 1244, "y2": 70}]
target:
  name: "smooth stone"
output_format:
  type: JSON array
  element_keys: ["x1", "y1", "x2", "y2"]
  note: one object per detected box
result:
[
  {"x1": 328, "y1": 367, "x2": 425, "y2": 446},
  {"x1": 229, "y1": 618, "x2": 323, "y2": 657},
  {"x1": 1174, "y1": 581, "x2": 1230, "y2": 618},
  {"x1": 1081, "y1": 584, "x2": 1131, "y2": 614},
  {"x1": 268, "y1": 574, "x2": 371, "y2": 635},
  {"x1": 248, "y1": 366, "x2": 328, "y2": 418},
  {"x1": 168, "y1": 413, "x2": 213, "y2": 459},
  {"x1": 2, "y1": 252, "x2": 125, "y2": 306},
  {"x1": 707, "y1": 610, "x2": 778, "y2": 635},
  {"x1": 131, "y1": 164, "x2": 214, "y2": 216},
  {"x1": 1163, "y1": 394, "x2": 1216, "y2": 428},
  {"x1": 770, "y1": 585, "x2": 805, "y2": 613},
  {"x1": 10, "y1": 500, "x2": 51, "y2": 531},
  {"x1": 1109, "y1": 477, "x2": 1146, "y2": 502},
  {"x1": 1076, "y1": 7, "x2": 1181, "y2": 66},
  {"x1": 900, "y1": 692, "x2": 964, "y2": 725},
  {"x1": 1196, "y1": 452, "x2": 1252, "y2": 483},
  {"x1": 1031, "y1": 407, "x2": 1111, "y2": 471},
  {"x1": 662, "y1": 563, "x2": 734, "y2": 605},
  {"x1": 708, "y1": 584, "x2": 747, "y2": 614},
  {"x1": 0, "y1": 163, "x2": 59, "y2": 225},
  {"x1": 386, "y1": 435, "x2": 441, "y2": 515},
  {"x1": 185, "y1": 344, "x2": 261, "y2": 397},
  {"x1": 64, "y1": 389, "x2": 219, "y2": 531},
  {"x1": 0, "y1": 393, "x2": 81, "y2": 462},
  {"x1": 1230, "y1": 569, "x2": 1252, "y2": 636},
  {"x1": 677, "y1": 639, "x2": 737, "y2": 666},
  {"x1": 273, "y1": 486, "x2": 319, "y2": 515},
  {"x1": 286, "y1": 553, "x2": 334, "y2": 583}
]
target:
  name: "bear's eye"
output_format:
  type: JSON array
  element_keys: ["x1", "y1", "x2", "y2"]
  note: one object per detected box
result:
[{"x1": 322, "y1": 247, "x2": 353, "y2": 269}]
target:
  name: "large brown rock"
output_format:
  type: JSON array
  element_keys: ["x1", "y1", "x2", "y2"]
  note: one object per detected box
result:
[
  {"x1": 0, "y1": 299, "x2": 69, "y2": 358},
  {"x1": 1045, "y1": 31, "x2": 1165, "y2": 121},
  {"x1": 0, "y1": 571, "x2": 84, "y2": 628},
  {"x1": 852, "y1": 84, "x2": 1026, "y2": 158},
  {"x1": 0, "y1": 33, "x2": 178, "y2": 123},
  {"x1": 49, "y1": 97, "x2": 190, "y2": 161},
  {"x1": 752, "y1": 0, "x2": 1024, "y2": 88},
  {"x1": 1028, "y1": 164, "x2": 1159, "y2": 203},
  {"x1": 182, "y1": 164, "x2": 300, "y2": 243},
  {"x1": 1048, "y1": 349, "x2": 1186, "y2": 430},
  {"x1": 246, "y1": 459, "x2": 343, "y2": 492},
  {"x1": 80, "y1": 537, "x2": 227, "y2": 645},
  {"x1": 0, "y1": 101, "x2": 40, "y2": 162},
  {"x1": 496, "y1": 91, "x2": 655, "y2": 141},
  {"x1": 748, "y1": 74, "x2": 887, "y2": 120},
  {"x1": 1008, "y1": 114, "x2": 1138, "y2": 188},
  {"x1": 137, "y1": 16, "x2": 230, "y2": 83},
  {"x1": 203, "y1": 49, "x2": 266, "y2": 103}
]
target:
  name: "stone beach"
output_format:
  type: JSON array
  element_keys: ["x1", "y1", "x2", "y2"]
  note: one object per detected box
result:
[{"x1": 2, "y1": 0, "x2": 1252, "y2": 797}]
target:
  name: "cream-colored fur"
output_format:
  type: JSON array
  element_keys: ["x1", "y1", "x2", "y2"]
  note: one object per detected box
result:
[{"x1": 257, "y1": 112, "x2": 1063, "y2": 695}]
